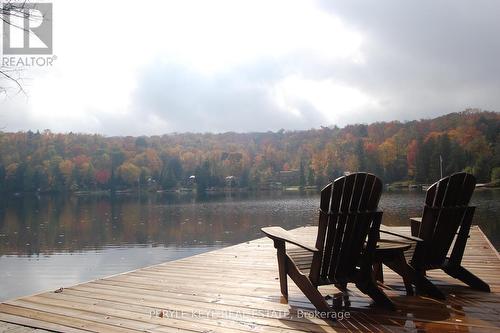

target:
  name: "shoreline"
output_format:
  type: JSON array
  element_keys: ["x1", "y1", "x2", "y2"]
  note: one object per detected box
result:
[{"x1": 2, "y1": 183, "x2": 499, "y2": 198}]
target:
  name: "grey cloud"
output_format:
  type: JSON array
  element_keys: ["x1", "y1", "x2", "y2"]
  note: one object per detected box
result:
[
  {"x1": 314, "y1": 0, "x2": 500, "y2": 121},
  {"x1": 128, "y1": 1, "x2": 500, "y2": 133},
  {"x1": 2, "y1": 1, "x2": 499, "y2": 135},
  {"x1": 130, "y1": 61, "x2": 329, "y2": 133}
]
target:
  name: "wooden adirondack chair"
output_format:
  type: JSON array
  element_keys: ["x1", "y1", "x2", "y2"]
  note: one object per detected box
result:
[
  {"x1": 382, "y1": 172, "x2": 490, "y2": 295},
  {"x1": 262, "y1": 173, "x2": 395, "y2": 316}
]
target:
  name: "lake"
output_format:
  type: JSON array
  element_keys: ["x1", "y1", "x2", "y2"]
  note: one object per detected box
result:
[{"x1": 0, "y1": 189, "x2": 499, "y2": 301}]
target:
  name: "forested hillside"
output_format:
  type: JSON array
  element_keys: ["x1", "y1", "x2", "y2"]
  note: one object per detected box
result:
[{"x1": 1, "y1": 109, "x2": 499, "y2": 194}]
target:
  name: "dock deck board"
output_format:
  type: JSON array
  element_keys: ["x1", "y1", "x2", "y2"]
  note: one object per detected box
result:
[{"x1": 1, "y1": 226, "x2": 499, "y2": 332}]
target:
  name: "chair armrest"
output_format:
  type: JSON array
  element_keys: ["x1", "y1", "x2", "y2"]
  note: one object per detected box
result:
[
  {"x1": 261, "y1": 227, "x2": 318, "y2": 252},
  {"x1": 379, "y1": 225, "x2": 423, "y2": 242}
]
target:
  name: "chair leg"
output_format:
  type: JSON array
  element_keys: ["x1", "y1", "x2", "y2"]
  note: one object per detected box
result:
[
  {"x1": 356, "y1": 277, "x2": 395, "y2": 310},
  {"x1": 276, "y1": 244, "x2": 288, "y2": 299},
  {"x1": 373, "y1": 262, "x2": 384, "y2": 283},
  {"x1": 443, "y1": 265, "x2": 490, "y2": 292},
  {"x1": 357, "y1": 255, "x2": 395, "y2": 310},
  {"x1": 414, "y1": 269, "x2": 446, "y2": 300},
  {"x1": 356, "y1": 266, "x2": 395, "y2": 310},
  {"x1": 285, "y1": 255, "x2": 332, "y2": 314},
  {"x1": 384, "y1": 258, "x2": 445, "y2": 299},
  {"x1": 402, "y1": 274, "x2": 414, "y2": 296},
  {"x1": 382, "y1": 253, "x2": 414, "y2": 296},
  {"x1": 334, "y1": 282, "x2": 350, "y2": 307}
]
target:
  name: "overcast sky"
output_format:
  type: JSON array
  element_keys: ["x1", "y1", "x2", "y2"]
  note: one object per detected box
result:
[{"x1": 1, "y1": 0, "x2": 499, "y2": 135}]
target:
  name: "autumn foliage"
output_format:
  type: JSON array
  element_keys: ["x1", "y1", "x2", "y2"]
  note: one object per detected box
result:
[{"x1": 0, "y1": 109, "x2": 498, "y2": 193}]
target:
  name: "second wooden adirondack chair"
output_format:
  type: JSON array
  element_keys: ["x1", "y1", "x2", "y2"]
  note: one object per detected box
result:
[
  {"x1": 262, "y1": 173, "x2": 395, "y2": 317},
  {"x1": 380, "y1": 172, "x2": 490, "y2": 296}
]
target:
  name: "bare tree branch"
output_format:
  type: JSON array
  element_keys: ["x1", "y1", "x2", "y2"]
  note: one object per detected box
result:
[
  {"x1": 0, "y1": 0, "x2": 42, "y2": 95},
  {"x1": 0, "y1": 69, "x2": 25, "y2": 95}
]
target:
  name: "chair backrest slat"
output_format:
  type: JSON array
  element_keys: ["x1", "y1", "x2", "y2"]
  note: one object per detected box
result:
[
  {"x1": 417, "y1": 172, "x2": 476, "y2": 267},
  {"x1": 334, "y1": 173, "x2": 369, "y2": 277},
  {"x1": 318, "y1": 183, "x2": 336, "y2": 277},
  {"x1": 359, "y1": 175, "x2": 375, "y2": 211},
  {"x1": 350, "y1": 173, "x2": 367, "y2": 211},
  {"x1": 321, "y1": 178, "x2": 346, "y2": 278},
  {"x1": 312, "y1": 173, "x2": 382, "y2": 283},
  {"x1": 367, "y1": 177, "x2": 382, "y2": 210},
  {"x1": 320, "y1": 183, "x2": 333, "y2": 213}
]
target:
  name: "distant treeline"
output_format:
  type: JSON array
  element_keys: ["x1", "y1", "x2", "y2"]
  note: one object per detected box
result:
[{"x1": 0, "y1": 109, "x2": 499, "y2": 194}]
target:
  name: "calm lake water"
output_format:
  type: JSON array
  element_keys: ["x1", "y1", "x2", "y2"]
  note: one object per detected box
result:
[{"x1": 1, "y1": 189, "x2": 499, "y2": 301}]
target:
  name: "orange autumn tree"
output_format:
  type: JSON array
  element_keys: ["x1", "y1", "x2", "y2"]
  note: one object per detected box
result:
[{"x1": 0, "y1": 110, "x2": 498, "y2": 193}]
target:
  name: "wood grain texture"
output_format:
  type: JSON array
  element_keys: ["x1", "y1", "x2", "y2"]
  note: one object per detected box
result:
[{"x1": 0, "y1": 226, "x2": 498, "y2": 332}]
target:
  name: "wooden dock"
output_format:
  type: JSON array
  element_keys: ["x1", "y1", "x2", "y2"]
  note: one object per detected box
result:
[{"x1": 1, "y1": 226, "x2": 499, "y2": 332}]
